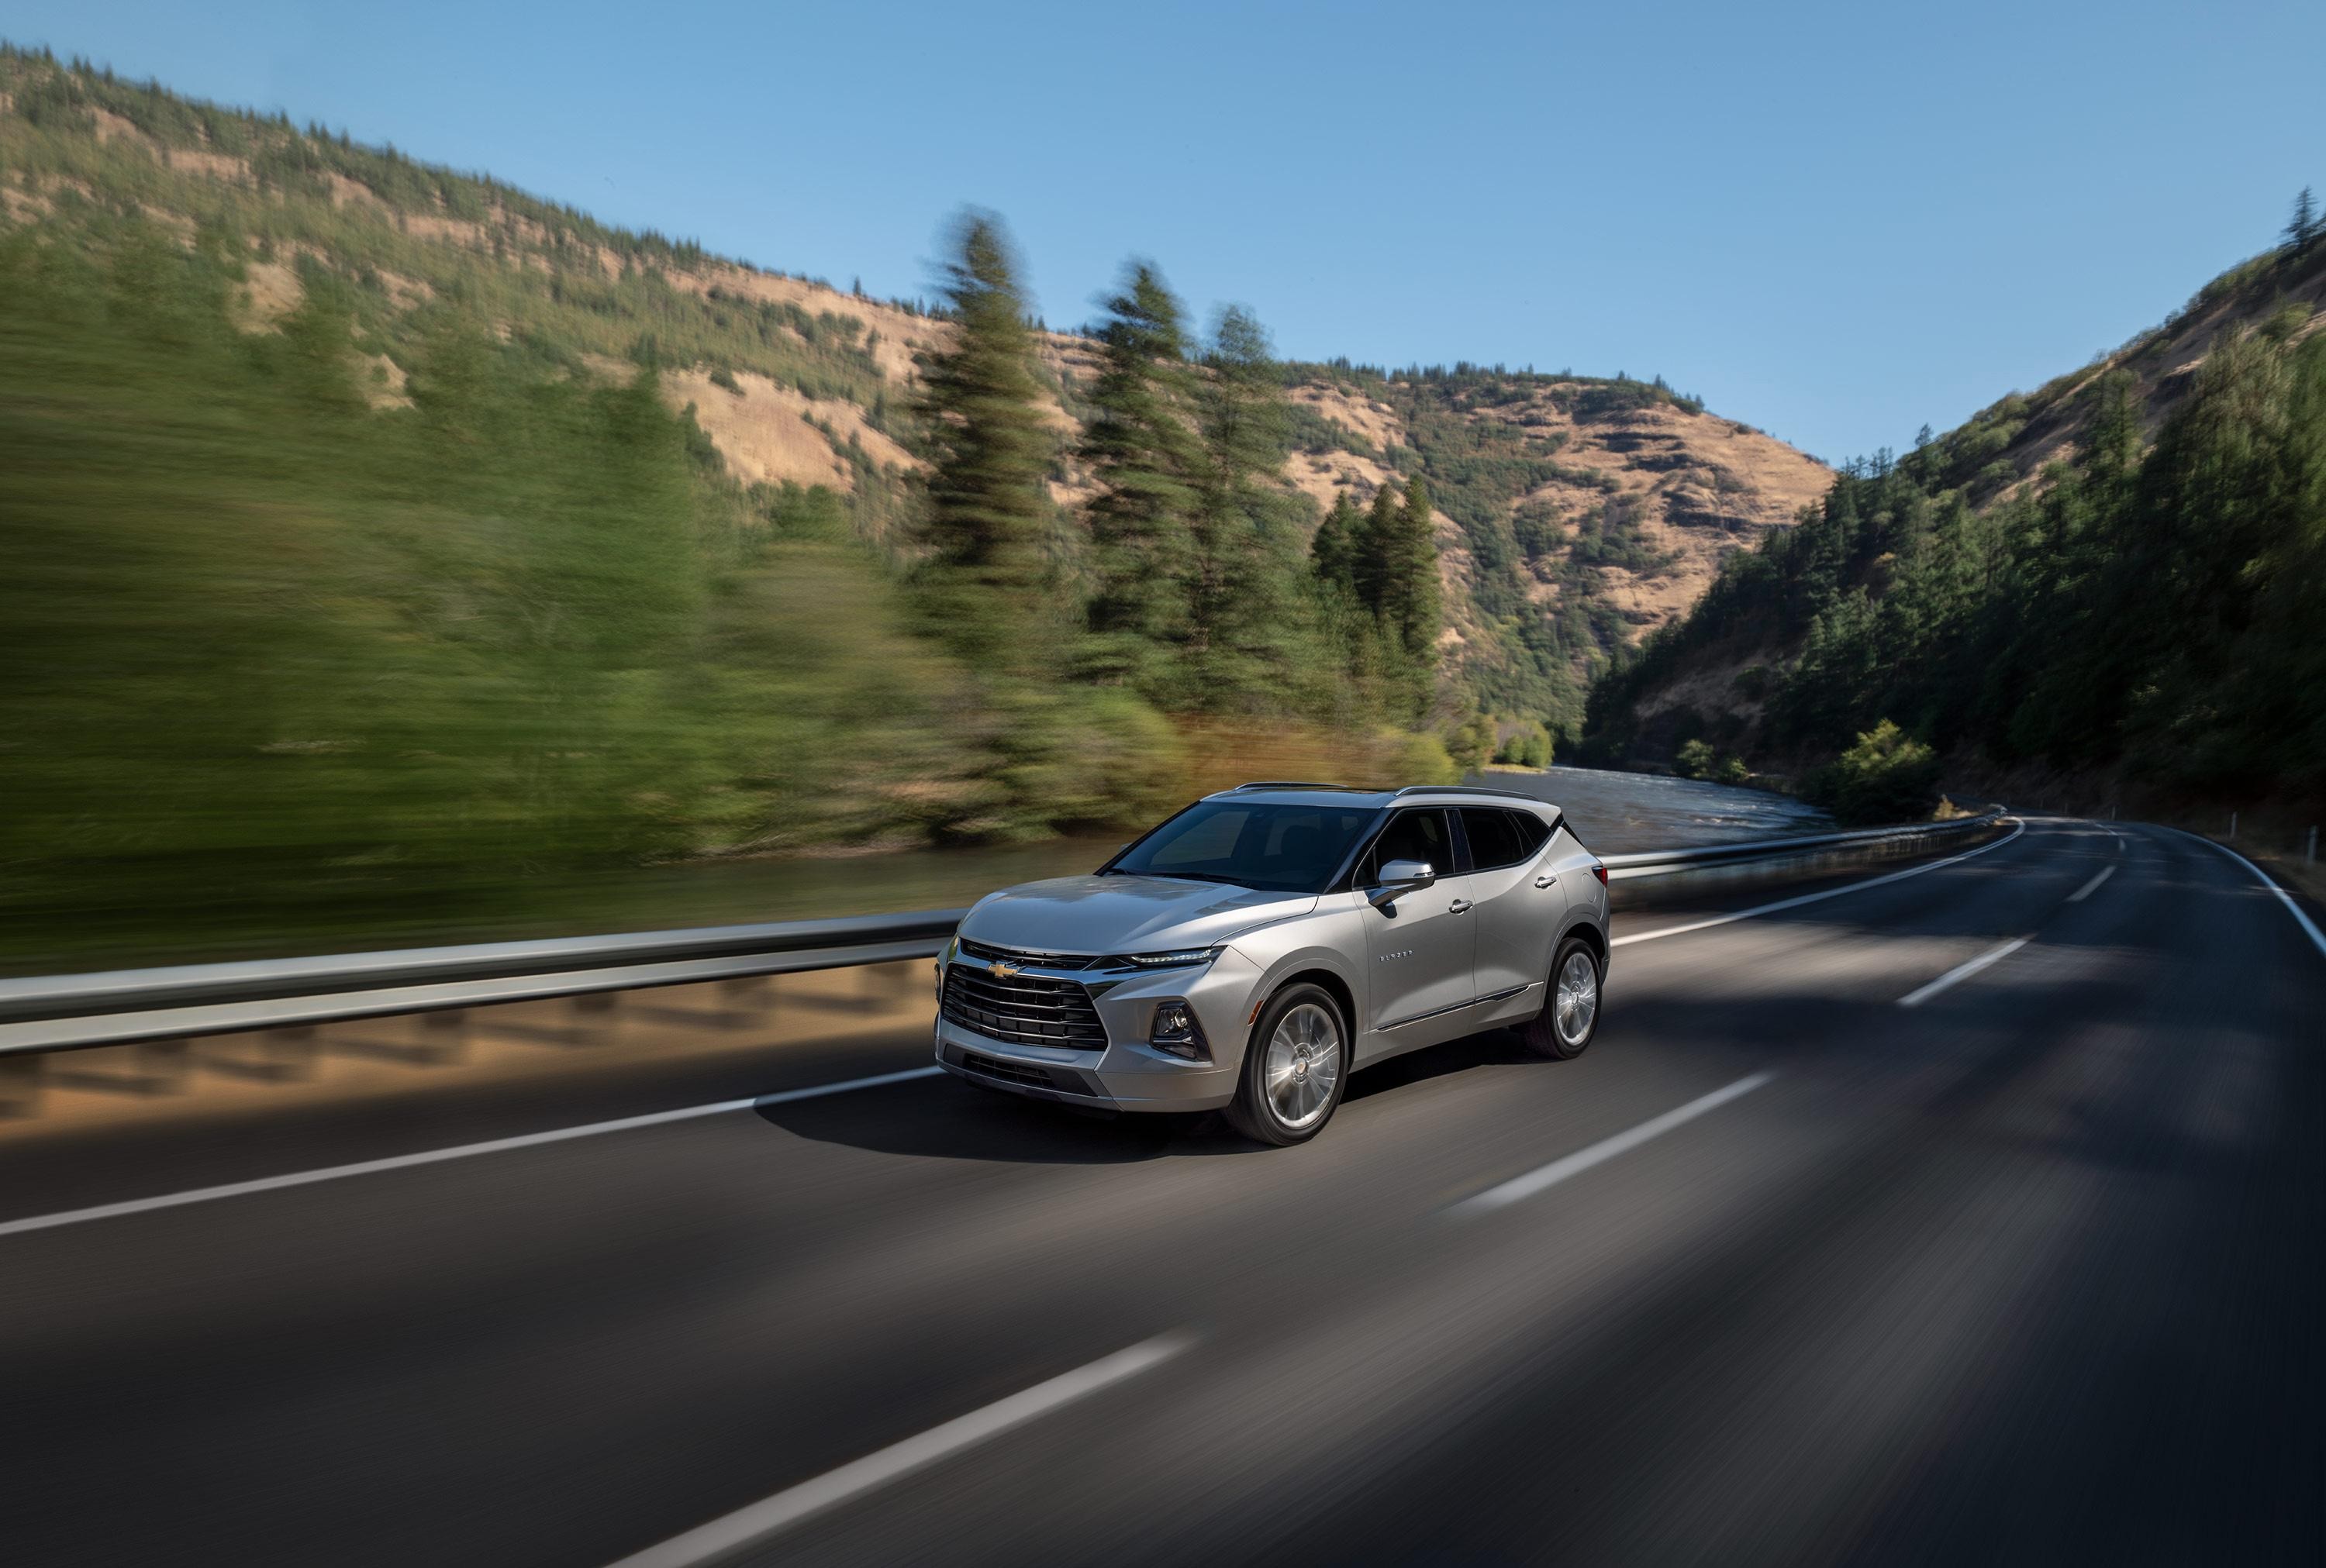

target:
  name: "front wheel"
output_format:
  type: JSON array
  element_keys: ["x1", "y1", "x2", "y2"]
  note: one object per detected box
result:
[
  {"x1": 1522, "y1": 937, "x2": 1601, "y2": 1060},
  {"x1": 1225, "y1": 984, "x2": 1348, "y2": 1146}
]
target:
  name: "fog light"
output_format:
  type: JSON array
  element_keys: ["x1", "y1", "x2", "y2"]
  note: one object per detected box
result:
[{"x1": 1150, "y1": 1000, "x2": 1207, "y2": 1060}]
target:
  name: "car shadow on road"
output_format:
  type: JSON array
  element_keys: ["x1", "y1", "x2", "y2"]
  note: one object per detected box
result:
[
  {"x1": 1342, "y1": 1028, "x2": 1551, "y2": 1105},
  {"x1": 756, "y1": 1028, "x2": 1565, "y2": 1164},
  {"x1": 753, "y1": 1073, "x2": 1227, "y2": 1163}
]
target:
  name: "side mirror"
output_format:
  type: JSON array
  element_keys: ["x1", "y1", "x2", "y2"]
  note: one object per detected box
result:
[{"x1": 1371, "y1": 858, "x2": 1437, "y2": 906}]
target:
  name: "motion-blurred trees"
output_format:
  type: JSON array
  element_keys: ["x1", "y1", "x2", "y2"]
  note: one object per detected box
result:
[
  {"x1": 912, "y1": 211, "x2": 1061, "y2": 679},
  {"x1": 1185, "y1": 305, "x2": 1311, "y2": 711},
  {"x1": 1079, "y1": 260, "x2": 1199, "y2": 694}
]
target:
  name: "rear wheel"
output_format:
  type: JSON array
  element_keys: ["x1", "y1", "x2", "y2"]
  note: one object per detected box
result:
[
  {"x1": 1225, "y1": 984, "x2": 1347, "y2": 1146},
  {"x1": 1522, "y1": 937, "x2": 1601, "y2": 1060}
]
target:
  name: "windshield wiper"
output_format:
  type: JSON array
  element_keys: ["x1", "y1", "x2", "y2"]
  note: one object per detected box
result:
[{"x1": 1124, "y1": 870, "x2": 1241, "y2": 885}]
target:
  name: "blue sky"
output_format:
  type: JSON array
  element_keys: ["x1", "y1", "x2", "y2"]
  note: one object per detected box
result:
[{"x1": 5, "y1": 1, "x2": 2321, "y2": 461}]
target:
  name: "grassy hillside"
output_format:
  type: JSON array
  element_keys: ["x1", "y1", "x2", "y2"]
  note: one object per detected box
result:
[
  {"x1": 0, "y1": 46, "x2": 1834, "y2": 965},
  {"x1": 0, "y1": 47, "x2": 1827, "y2": 734},
  {"x1": 1578, "y1": 220, "x2": 2326, "y2": 822}
]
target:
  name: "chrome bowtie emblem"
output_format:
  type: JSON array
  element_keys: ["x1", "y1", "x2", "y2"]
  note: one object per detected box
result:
[{"x1": 987, "y1": 961, "x2": 1021, "y2": 980}]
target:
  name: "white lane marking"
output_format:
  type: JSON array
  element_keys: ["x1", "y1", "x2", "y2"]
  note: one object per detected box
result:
[
  {"x1": 603, "y1": 1331, "x2": 1194, "y2": 1568},
  {"x1": 0, "y1": 1067, "x2": 944, "y2": 1242},
  {"x1": 2068, "y1": 865, "x2": 2116, "y2": 903},
  {"x1": 1450, "y1": 1072, "x2": 1776, "y2": 1216},
  {"x1": 1897, "y1": 937, "x2": 2030, "y2": 1008},
  {"x1": 1612, "y1": 818, "x2": 2028, "y2": 947},
  {"x1": 2159, "y1": 826, "x2": 2326, "y2": 960}
]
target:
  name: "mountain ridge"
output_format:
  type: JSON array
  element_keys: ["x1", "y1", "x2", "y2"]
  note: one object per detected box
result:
[{"x1": 0, "y1": 45, "x2": 1830, "y2": 735}]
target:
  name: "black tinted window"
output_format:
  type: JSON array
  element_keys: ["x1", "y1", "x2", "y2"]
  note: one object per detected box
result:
[
  {"x1": 1507, "y1": 810, "x2": 1551, "y2": 857},
  {"x1": 1460, "y1": 808, "x2": 1527, "y2": 870},
  {"x1": 1360, "y1": 809, "x2": 1450, "y2": 884},
  {"x1": 1110, "y1": 801, "x2": 1379, "y2": 893}
]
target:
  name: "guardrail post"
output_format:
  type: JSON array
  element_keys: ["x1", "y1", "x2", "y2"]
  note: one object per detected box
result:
[
  {"x1": 261, "y1": 1025, "x2": 318, "y2": 1081},
  {"x1": 2308, "y1": 826, "x2": 2317, "y2": 864},
  {"x1": 0, "y1": 1053, "x2": 40, "y2": 1117},
  {"x1": 2230, "y1": 810, "x2": 2238, "y2": 842},
  {"x1": 720, "y1": 975, "x2": 773, "y2": 1027},
  {"x1": 570, "y1": 991, "x2": 618, "y2": 1045},
  {"x1": 419, "y1": 1009, "x2": 467, "y2": 1063},
  {"x1": 857, "y1": 962, "x2": 916, "y2": 1015},
  {"x1": 114, "y1": 1039, "x2": 189, "y2": 1092}
]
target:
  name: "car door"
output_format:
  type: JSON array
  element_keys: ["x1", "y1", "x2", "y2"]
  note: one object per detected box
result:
[
  {"x1": 1355, "y1": 808, "x2": 1478, "y2": 1053},
  {"x1": 1462, "y1": 808, "x2": 1564, "y2": 1010}
]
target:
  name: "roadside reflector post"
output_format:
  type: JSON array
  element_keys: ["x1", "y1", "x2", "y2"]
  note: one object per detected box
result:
[
  {"x1": 2308, "y1": 825, "x2": 2317, "y2": 863},
  {"x1": 2230, "y1": 810, "x2": 2238, "y2": 841}
]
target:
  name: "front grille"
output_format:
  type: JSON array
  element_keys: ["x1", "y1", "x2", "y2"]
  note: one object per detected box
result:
[
  {"x1": 955, "y1": 937, "x2": 1099, "y2": 971},
  {"x1": 958, "y1": 1049, "x2": 1058, "y2": 1089},
  {"x1": 941, "y1": 963, "x2": 1109, "y2": 1051}
]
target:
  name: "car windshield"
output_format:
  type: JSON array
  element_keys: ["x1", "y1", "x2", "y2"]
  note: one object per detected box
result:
[{"x1": 1105, "y1": 800, "x2": 1380, "y2": 894}]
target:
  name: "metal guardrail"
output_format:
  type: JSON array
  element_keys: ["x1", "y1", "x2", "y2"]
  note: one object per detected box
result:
[
  {"x1": 1598, "y1": 808, "x2": 2003, "y2": 879},
  {"x1": 0, "y1": 809, "x2": 2007, "y2": 1058}
]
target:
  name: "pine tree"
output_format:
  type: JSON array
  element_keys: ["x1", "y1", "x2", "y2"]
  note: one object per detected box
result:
[
  {"x1": 1185, "y1": 305, "x2": 1306, "y2": 708},
  {"x1": 1354, "y1": 481, "x2": 1403, "y2": 612},
  {"x1": 1358, "y1": 467, "x2": 1433, "y2": 698},
  {"x1": 1399, "y1": 475, "x2": 1442, "y2": 663},
  {"x1": 1377, "y1": 474, "x2": 1442, "y2": 673},
  {"x1": 2287, "y1": 186, "x2": 2319, "y2": 250},
  {"x1": 1079, "y1": 261, "x2": 1199, "y2": 689},
  {"x1": 911, "y1": 212, "x2": 1058, "y2": 677},
  {"x1": 1310, "y1": 491, "x2": 1359, "y2": 591}
]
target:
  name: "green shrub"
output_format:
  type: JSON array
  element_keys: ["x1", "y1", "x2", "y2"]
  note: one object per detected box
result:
[
  {"x1": 1448, "y1": 713, "x2": 1498, "y2": 772},
  {"x1": 1675, "y1": 738, "x2": 1717, "y2": 779},
  {"x1": 1804, "y1": 719, "x2": 1941, "y2": 825},
  {"x1": 1713, "y1": 754, "x2": 1750, "y2": 786}
]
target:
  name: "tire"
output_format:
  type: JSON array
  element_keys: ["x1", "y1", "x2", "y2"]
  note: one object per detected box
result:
[
  {"x1": 1225, "y1": 983, "x2": 1348, "y2": 1146},
  {"x1": 1522, "y1": 936, "x2": 1602, "y2": 1060}
]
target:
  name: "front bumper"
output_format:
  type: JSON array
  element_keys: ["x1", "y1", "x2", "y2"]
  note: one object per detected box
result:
[{"x1": 930, "y1": 945, "x2": 1255, "y2": 1113}]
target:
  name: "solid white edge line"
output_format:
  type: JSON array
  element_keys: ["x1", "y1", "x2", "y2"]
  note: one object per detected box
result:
[
  {"x1": 2068, "y1": 865, "x2": 2116, "y2": 903},
  {"x1": 602, "y1": 1331, "x2": 1196, "y2": 1568},
  {"x1": 1610, "y1": 818, "x2": 2027, "y2": 947},
  {"x1": 1450, "y1": 1071, "x2": 1776, "y2": 1216},
  {"x1": 1897, "y1": 936, "x2": 2030, "y2": 1008},
  {"x1": 2157, "y1": 825, "x2": 2326, "y2": 960},
  {"x1": 0, "y1": 1066, "x2": 946, "y2": 1241}
]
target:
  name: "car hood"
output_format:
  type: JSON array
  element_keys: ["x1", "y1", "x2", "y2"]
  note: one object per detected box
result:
[{"x1": 960, "y1": 875, "x2": 1316, "y2": 956}]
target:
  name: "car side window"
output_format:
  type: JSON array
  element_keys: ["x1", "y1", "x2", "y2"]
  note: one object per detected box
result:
[
  {"x1": 1505, "y1": 810, "x2": 1551, "y2": 859},
  {"x1": 1458, "y1": 808, "x2": 1527, "y2": 870},
  {"x1": 1358, "y1": 809, "x2": 1449, "y2": 884}
]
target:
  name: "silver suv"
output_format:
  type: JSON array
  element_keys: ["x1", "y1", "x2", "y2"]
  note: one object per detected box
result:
[{"x1": 933, "y1": 784, "x2": 1612, "y2": 1144}]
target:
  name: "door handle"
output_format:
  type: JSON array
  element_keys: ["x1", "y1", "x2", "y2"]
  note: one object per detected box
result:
[
  {"x1": 1534, "y1": 874, "x2": 1556, "y2": 888},
  {"x1": 1448, "y1": 898, "x2": 1473, "y2": 914}
]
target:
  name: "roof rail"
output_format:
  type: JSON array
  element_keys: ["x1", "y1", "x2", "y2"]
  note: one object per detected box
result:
[
  {"x1": 1230, "y1": 780, "x2": 1357, "y2": 792},
  {"x1": 1391, "y1": 784, "x2": 1548, "y2": 802}
]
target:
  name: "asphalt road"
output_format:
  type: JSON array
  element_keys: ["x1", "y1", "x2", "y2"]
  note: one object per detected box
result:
[{"x1": 4, "y1": 818, "x2": 2321, "y2": 1566}]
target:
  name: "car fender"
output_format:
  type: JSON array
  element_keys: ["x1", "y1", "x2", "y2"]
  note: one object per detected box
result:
[{"x1": 1225, "y1": 896, "x2": 1369, "y2": 1051}]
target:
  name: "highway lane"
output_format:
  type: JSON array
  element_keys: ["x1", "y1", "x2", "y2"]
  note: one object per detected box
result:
[{"x1": 1, "y1": 818, "x2": 2319, "y2": 1566}]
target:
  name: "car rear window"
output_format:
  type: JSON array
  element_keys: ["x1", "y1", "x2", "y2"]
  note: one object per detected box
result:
[{"x1": 1459, "y1": 808, "x2": 1528, "y2": 870}]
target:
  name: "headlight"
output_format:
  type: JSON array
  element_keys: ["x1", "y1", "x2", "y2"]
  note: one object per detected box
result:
[
  {"x1": 1149, "y1": 999, "x2": 1208, "y2": 1060},
  {"x1": 1115, "y1": 946, "x2": 1220, "y2": 970}
]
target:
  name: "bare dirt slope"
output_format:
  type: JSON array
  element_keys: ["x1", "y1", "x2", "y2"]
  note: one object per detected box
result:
[{"x1": 1, "y1": 50, "x2": 1834, "y2": 715}]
